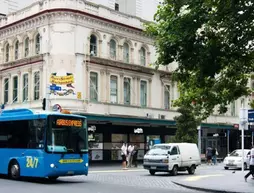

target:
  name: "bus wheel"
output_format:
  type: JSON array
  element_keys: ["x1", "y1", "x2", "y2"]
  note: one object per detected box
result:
[
  {"x1": 9, "y1": 161, "x2": 20, "y2": 180},
  {"x1": 48, "y1": 176, "x2": 59, "y2": 180}
]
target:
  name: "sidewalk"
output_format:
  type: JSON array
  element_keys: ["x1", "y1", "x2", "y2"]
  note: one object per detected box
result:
[{"x1": 172, "y1": 170, "x2": 254, "y2": 193}]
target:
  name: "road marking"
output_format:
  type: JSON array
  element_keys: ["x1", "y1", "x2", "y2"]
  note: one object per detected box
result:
[
  {"x1": 184, "y1": 174, "x2": 225, "y2": 182},
  {"x1": 90, "y1": 169, "x2": 145, "y2": 173}
]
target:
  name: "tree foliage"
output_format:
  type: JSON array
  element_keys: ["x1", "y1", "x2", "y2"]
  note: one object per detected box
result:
[
  {"x1": 173, "y1": 107, "x2": 198, "y2": 143},
  {"x1": 146, "y1": 0, "x2": 254, "y2": 121}
]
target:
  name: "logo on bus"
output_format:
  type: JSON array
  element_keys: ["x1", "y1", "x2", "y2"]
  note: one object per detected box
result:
[{"x1": 26, "y1": 156, "x2": 39, "y2": 168}]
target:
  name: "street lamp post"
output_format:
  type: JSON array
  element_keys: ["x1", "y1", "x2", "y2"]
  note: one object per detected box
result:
[{"x1": 239, "y1": 108, "x2": 248, "y2": 172}]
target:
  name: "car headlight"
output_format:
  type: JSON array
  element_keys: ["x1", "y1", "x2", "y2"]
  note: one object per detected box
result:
[
  {"x1": 143, "y1": 159, "x2": 149, "y2": 162},
  {"x1": 162, "y1": 159, "x2": 168, "y2": 163}
]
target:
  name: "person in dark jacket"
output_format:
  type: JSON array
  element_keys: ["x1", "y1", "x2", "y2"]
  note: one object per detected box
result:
[{"x1": 132, "y1": 145, "x2": 139, "y2": 167}]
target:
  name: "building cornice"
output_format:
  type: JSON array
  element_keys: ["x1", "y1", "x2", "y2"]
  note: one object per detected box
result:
[{"x1": 0, "y1": 9, "x2": 153, "y2": 44}]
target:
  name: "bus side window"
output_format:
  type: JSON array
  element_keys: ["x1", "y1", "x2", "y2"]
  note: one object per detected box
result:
[{"x1": 28, "y1": 120, "x2": 45, "y2": 149}]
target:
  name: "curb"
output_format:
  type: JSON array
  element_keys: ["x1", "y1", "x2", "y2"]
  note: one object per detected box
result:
[{"x1": 172, "y1": 181, "x2": 250, "y2": 193}]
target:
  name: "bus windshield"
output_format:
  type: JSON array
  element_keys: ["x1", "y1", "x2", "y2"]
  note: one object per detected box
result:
[{"x1": 46, "y1": 115, "x2": 87, "y2": 153}]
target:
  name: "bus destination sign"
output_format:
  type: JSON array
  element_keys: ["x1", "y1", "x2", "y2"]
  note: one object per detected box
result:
[{"x1": 56, "y1": 119, "x2": 82, "y2": 127}]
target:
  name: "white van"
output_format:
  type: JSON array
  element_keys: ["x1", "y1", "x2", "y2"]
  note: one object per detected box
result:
[{"x1": 143, "y1": 143, "x2": 201, "y2": 176}]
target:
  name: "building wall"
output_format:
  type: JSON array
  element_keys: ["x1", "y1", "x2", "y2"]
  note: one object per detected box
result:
[{"x1": 0, "y1": 0, "x2": 246, "y2": 126}]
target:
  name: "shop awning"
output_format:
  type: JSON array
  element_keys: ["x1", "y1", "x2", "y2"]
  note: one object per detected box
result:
[
  {"x1": 74, "y1": 113, "x2": 175, "y2": 127},
  {"x1": 201, "y1": 123, "x2": 234, "y2": 130}
]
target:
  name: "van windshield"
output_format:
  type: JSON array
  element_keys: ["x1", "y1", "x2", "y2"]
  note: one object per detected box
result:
[
  {"x1": 152, "y1": 145, "x2": 171, "y2": 150},
  {"x1": 147, "y1": 148, "x2": 170, "y2": 156}
]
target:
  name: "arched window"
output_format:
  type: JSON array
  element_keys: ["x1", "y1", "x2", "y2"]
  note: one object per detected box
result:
[
  {"x1": 140, "y1": 47, "x2": 146, "y2": 66},
  {"x1": 90, "y1": 35, "x2": 97, "y2": 56},
  {"x1": 35, "y1": 34, "x2": 40, "y2": 54},
  {"x1": 109, "y1": 39, "x2": 116, "y2": 59},
  {"x1": 14, "y1": 41, "x2": 19, "y2": 60},
  {"x1": 24, "y1": 37, "x2": 29, "y2": 57},
  {"x1": 123, "y1": 43, "x2": 129, "y2": 63},
  {"x1": 5, "y1": 43, "x2": 10, "y2": 62}
]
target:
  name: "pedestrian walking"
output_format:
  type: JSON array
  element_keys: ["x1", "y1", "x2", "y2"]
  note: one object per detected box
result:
[
  {"x1": 206, "y1": 147, "x2": 212, "y2": 165},
  {"x1": 212, "y1": 147, "x2": 218, "y2": 165},
  {"x1": 244, "y1": 145, "x2": 254, "y2": 182},
  {"x1": 132, "y1": 145, "x2": 139, "y2": 167},
  {"x1": 127, "y1": 144, "x2": 134, "y2": 167},
  {"x1": 121, "y1": 142, "x2": 128, "y2": 170}
]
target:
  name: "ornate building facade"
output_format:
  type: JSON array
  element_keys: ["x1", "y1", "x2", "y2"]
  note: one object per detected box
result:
[{"x1": 0, "y1": 0, "x2": 249, "y2": 161}]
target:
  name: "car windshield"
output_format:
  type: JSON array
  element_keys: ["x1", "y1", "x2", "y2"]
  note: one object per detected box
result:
[
  {"x1": 229, "y1": 150, "x2": 244, "y2": 157},
  {"x1": 46, "y1": 115, "x2": 88, "y2": 153}
]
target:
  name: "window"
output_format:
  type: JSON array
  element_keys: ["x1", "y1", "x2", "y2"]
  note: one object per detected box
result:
[
  {"x1": 110, "y1": 39, "x2": 116, "y2": 59},
  {"x1": 170, "y1": 146, "x2": 179, "y2": 155},
  {"x1": 4, "y1": 78, "x2": 9, "y2": 104},
  {"x1": 110, "y1": 76, "x2": 118, "y2": 103},
  {"x1": 164, "y1": 85, "x2": 170, "y2": 109},
  {"x1": 90, "y1": 72, "x2": 98, "y2": 101},
  {"x1": 34, "y1": 71, "x2": 40, "y2": 100},
  {"x1": 23, "y1": 74, "x2": 29, "y2": 102},
  {"x1": 35, "y1": 34, "x2": 40, "y2": 54},
  {"x1": 124, "y1": 77, "x2": 131, "y2": 105},
  {"x1": 24, "y1": 37, "x2": 29, "y2": 57},
  {"x1": 90, "y1": 35, "x2": 97, "y2": 56},
  {"x1": 140, "y1": 80, "x2": 147, "y2": 107},
  {"x1": 140, "y1": 47, "x2": 146, "y2": 66},
  {"x1": 5, "y1": 43, "x2": 9, "y2": 62},
  {"x1": 12, "y1": 76, "x2": 18, "y2": 103},
  {"x1": 0, "y1": 119, "x2": 45, "y2": 149},
  {"x1": 123, "y1": 43, "x2": 129, "y2": 63},
  {"x1": 14, "y1": 41, "x2": 19, "y2": 60},
  {"x1": 115, "y1": 3, "x2": 119, "y2": 11}
]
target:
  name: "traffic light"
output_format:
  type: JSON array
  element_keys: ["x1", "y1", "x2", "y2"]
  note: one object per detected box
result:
[{"x1": 42, "y1": 98, "x2": 46, "y2": 110}]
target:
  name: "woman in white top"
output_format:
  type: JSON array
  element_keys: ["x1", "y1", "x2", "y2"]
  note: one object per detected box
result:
[
  {"x1": 244, "y1": 145, "x2": 254, "y2": 181},
  {"x1": 121, "y1": 143, "x2": 128, "y2": 169}
]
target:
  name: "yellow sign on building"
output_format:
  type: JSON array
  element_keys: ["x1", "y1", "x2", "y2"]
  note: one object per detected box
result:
[
  {"x1": 77, "y1": 92, "x2": 82, "y2": 99},
  {"x1": 50, "y1": 75, "x2": 74, "y2": 85}
]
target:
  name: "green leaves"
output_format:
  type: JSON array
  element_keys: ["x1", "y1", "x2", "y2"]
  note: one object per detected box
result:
[{"x1": 146, "y1": 0, "x2": 254, "y2": 121}]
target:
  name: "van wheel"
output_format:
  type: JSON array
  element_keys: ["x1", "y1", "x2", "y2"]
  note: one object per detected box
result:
[
  {"x1": 171, "y1": 165, "x2": 178, "y2": 176},
  {"x1": 224, "y1": 167, "x2": 229, "y2": 170},
  {"x1": 8, "y1": 160, "x2": 20, "y2": 180},
  {"x1": 188, "y1": 165, "x2": 195, "y2": 175},
  {"x1": 149, "y1": 170, "x2": 156, "y2": 175}
]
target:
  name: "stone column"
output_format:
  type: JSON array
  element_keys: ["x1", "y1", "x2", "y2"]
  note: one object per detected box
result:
[
  {"x1": 17, "y1": 70, "x2": 21, "y2": 103},
  {"x1": 8, "y1": 73, "x2": 11, "y2": 104},
  {"x1": 130, "y1": 48, "x2": 134, "y2": 64},
  {"x1": 161, "y1": 81, "x2": 164, "y2": 109},
  {"x1": 29, "y1": 39, "x2": 33, "y2": 57},
  {"x1": 118, "y1": 45, "x2": 123, "y2": 61},
  {"x1": 119, "y1": 73, "x2": 124, "y2": 104},
  {"x1": 148, "y1": 78, "x2": 152, "y2": 108},
  {"x1": 28, "y1": 68, "x2": 32, "y2": 101},
  {"x1": 9, "y1": 45, "x2": 14, "y2": 61},
  {"x1": 86, "y1": 64, "x2": 90, "y2": 101},
  {"x1": 100, "y1": 69, "x2": 105, "y2": 102},
  {"x1": 106, "y1": 70, "x2": 110, "y2": 103},
  {"x1": 99, "y1": 40, "x2": 103, "y2": 58},
  {"x1": 0, "y1": 75, "x2": 2, "y2": 104},
  {"x1": 136, "y1": 77, "x2": 140, "y2": 106},
  {"x1": 131, "y1": 77, "x2": 136, "y2": 106},
  {"x1": 19, "y1": 42, "x2": 23, "y2": 59},
  {"x1": 39, "y1": 66, "x2": 43, "y2": 100}
]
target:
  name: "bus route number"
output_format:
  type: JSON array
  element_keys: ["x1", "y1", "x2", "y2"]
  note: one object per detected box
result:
[{"x1": 26, "y1": 157, "x2": 39, "y2": 168}]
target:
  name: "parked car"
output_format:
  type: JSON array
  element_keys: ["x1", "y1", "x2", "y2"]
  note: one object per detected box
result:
[
  {"x1": 143, "y1": 143, "x2": 201, "y2": 176},
  {"x1": 223, "y1": 149, "x2": 251, "y2": 170}
]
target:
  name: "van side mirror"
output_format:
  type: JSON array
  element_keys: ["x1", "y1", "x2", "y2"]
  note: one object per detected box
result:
[{"x1": 168, "y1": 151, "x2": 171, "y2": 155}]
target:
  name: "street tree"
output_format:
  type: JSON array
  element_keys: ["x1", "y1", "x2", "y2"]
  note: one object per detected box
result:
[{"x1": 146, "y1": 0, "x2": 254, "y2": 142}]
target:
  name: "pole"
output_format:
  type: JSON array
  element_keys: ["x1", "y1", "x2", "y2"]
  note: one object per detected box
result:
[
  {"x1": 252, "y1": 132, "x2": 253, "y2": 146},
  {"x1": 241, "y1": 125, "x2": 244, "y2": 172},
  {"x1": 46, "y1": 83, "x2": 50, "y2": 111},
  {"x1": 197, "y1": 126, "x2": 201, "y2": 154},
  {"x1": 227, "y1": 129, "x2": 230, "y2": 155}
]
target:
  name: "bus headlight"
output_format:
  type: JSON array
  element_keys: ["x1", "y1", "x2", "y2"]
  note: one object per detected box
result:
[
  {"x1": 85, "y1": 163, "x2": 88, "y2": 167},
  {"x1": 50, "y1": 164, "x2": 55, "y2": 168}
]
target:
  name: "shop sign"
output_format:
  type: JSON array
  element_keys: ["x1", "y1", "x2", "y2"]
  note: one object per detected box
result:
[{"x1": 134, "y1": 128, "x2": 143, "y2": 134}]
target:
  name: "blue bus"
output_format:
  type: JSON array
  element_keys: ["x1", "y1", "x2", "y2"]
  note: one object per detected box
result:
[{"x1": 0, "y1": 108, "x2": 88, "y2": 180}]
